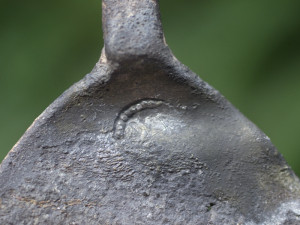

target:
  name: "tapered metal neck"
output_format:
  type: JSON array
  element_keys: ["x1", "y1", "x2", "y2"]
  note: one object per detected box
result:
[{"x1": 102, "y1": 0, "x2": 168, "y2": 63}]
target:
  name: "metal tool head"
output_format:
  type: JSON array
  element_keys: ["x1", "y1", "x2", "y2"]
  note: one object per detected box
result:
[{"x1": 1, "y1": 0, "x2": 300, "y2": 224}]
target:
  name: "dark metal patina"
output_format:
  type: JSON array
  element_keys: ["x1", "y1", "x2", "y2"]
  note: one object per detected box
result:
[{"x1": 1, "y1": 0, "x2": 300, "y2": 224}]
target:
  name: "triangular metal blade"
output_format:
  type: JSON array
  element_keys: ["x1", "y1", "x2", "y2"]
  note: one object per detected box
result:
[{"x1": 1, "y1": 0, "x2": 300, "y2": 224}]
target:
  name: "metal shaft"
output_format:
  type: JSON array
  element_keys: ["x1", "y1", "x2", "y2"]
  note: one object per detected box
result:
[{"x1": 102, "y1": 0, "x2": 168, "y2": 63}]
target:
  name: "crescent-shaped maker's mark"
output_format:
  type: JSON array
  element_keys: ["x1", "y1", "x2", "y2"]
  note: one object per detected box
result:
[{"x1": 113, "y1": 99, "x2": 165, "y2": 139}]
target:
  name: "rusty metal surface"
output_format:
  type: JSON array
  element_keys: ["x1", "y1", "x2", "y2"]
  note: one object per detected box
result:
[{"x1": 1, "y1": 0, "x2": 300, "y2": 224}]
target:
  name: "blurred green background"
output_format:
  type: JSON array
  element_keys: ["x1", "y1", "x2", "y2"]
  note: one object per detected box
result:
[{"x1": 0, "y1": 0, "x2": 299, "y2": 175}]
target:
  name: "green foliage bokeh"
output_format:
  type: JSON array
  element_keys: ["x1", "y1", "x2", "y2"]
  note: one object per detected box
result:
[{"x1": 0, "y1": 0, "x2": 299, "y2": 175}]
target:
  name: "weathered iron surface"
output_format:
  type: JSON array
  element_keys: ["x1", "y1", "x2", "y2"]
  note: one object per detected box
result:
[{"x1": 1, "y1": 0, "x2": 300, "y2": 224}]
